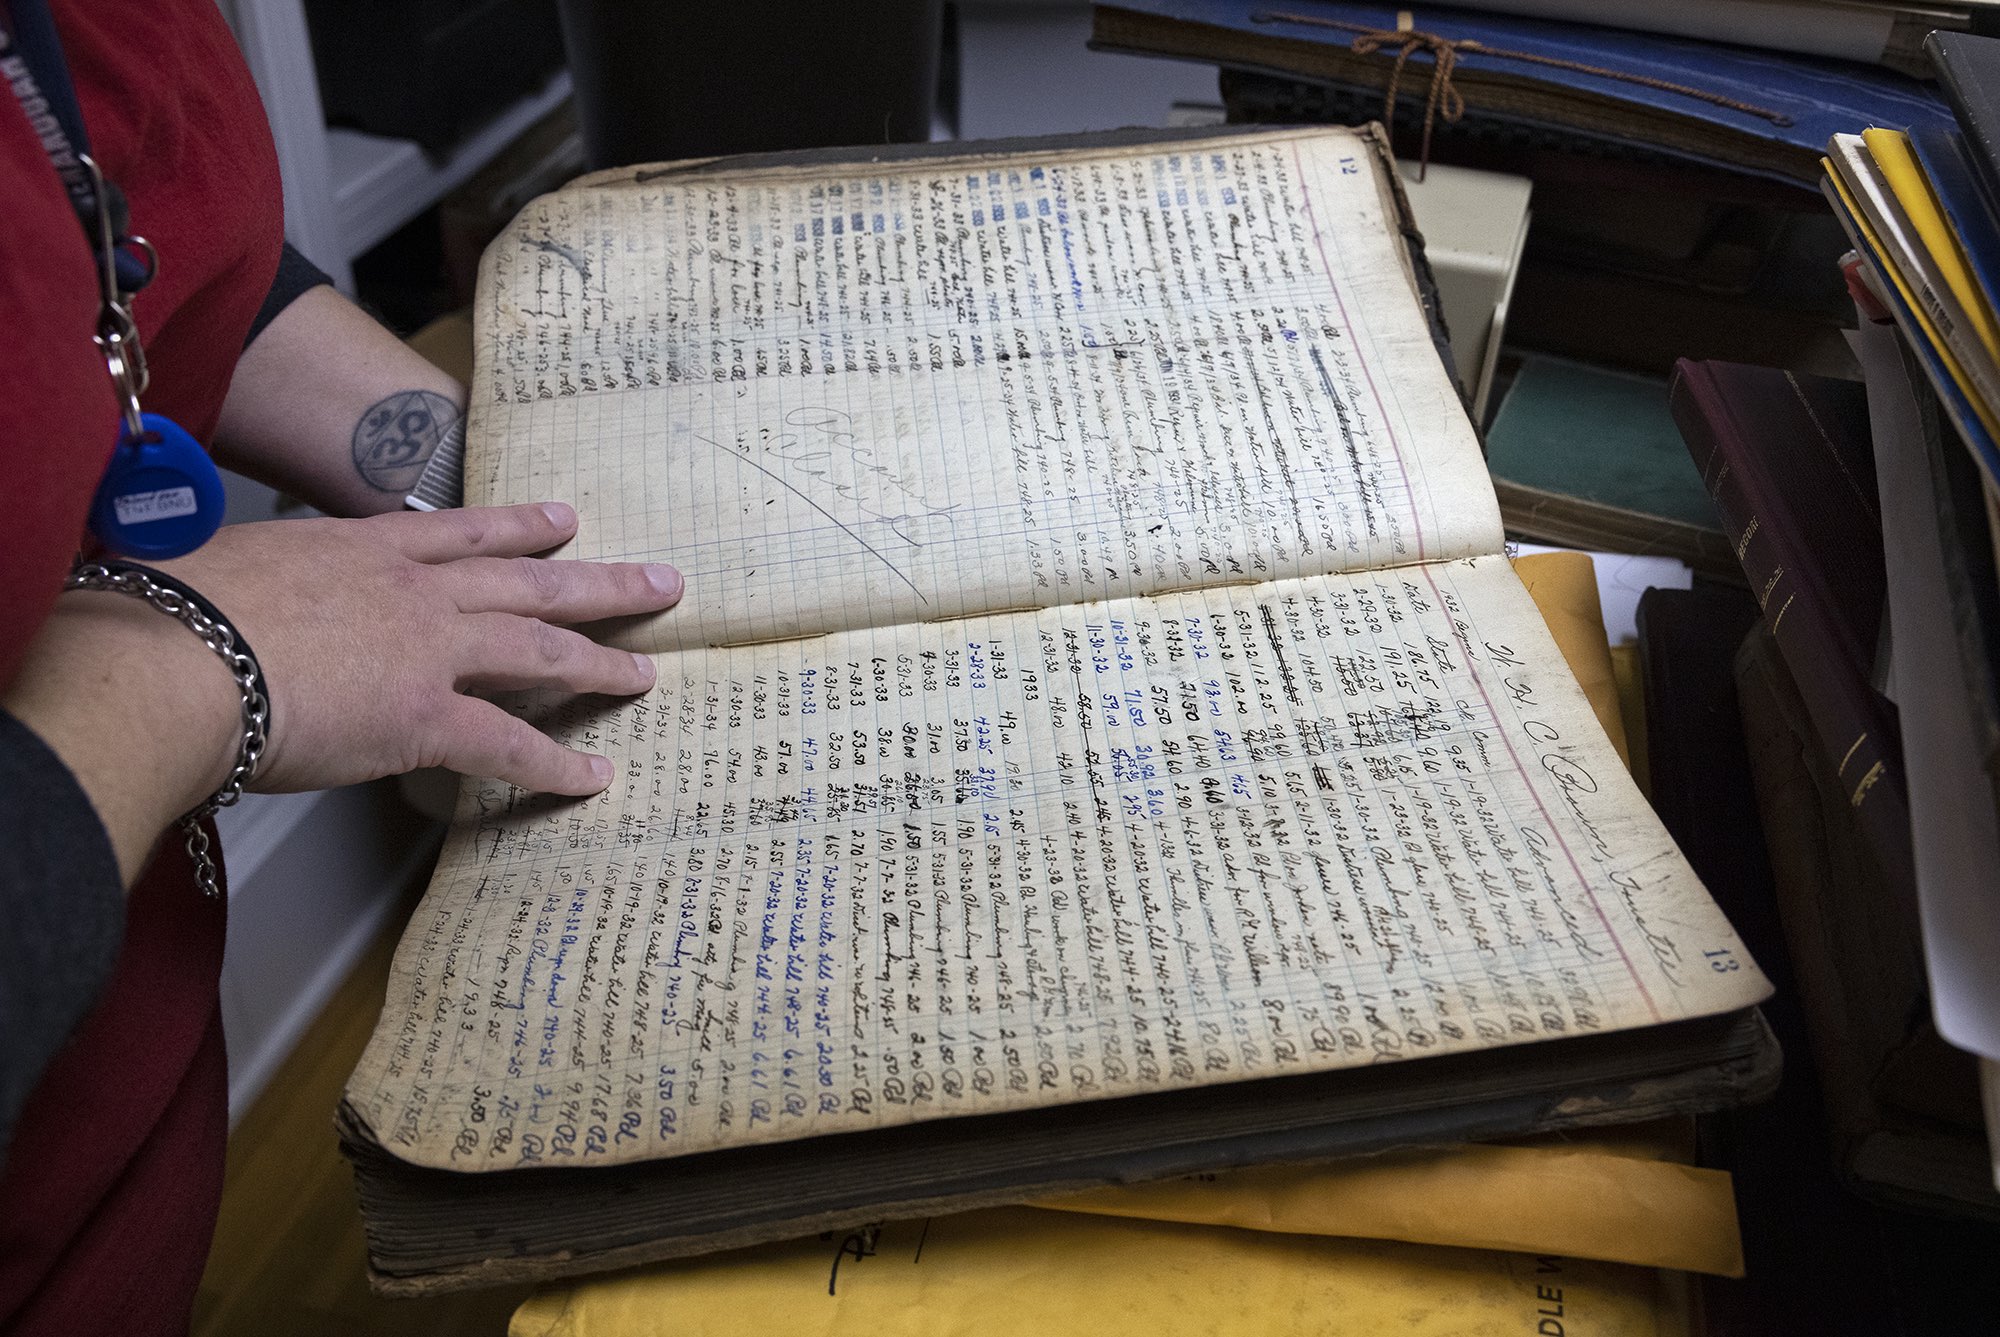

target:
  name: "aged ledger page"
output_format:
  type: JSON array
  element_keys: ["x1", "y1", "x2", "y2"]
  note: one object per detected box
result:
[
  {"x1": 466, "y1": 128, "x2": 1499, "y2": 649},
  {"x1": 346, "y1": 129, "x2": 1769, "y2": 1173}
]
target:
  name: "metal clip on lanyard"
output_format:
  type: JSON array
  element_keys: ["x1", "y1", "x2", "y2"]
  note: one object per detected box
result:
[
  {"x1": 79, "y1": 151, "x2": 157, "y2": 440},
  {"x1": 3, "y1": 0, "x2": 222, "y2": 557}
]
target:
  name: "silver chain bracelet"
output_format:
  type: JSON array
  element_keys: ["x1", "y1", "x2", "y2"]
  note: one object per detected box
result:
[{"x1": 66, "y1": 559, "x2": 270, "y2": 898}]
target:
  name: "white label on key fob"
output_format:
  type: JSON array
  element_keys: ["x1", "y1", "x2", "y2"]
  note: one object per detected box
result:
[{"x1": 113, "y1": 486, "x2": 199, "y2": 526}]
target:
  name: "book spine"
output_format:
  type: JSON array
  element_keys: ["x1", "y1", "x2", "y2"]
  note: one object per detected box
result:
[{"x1": 1670, "y1": 365, "x2": 1918, "y2": 902}]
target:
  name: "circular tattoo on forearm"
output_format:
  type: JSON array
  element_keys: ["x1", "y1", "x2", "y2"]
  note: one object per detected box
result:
[{"x1": 353, "y1": 389, "x2": 460, "y2": 492}]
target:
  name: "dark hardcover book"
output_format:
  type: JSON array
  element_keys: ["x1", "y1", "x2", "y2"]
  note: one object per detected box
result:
[
  {"x1": 1927, "y1": 31, "x2": 2000, "y2": 230},
  {"x1": 1733, "y1": 628, "x2": 1996, "y2": 1219},
  {"x1": 1635, "y1": 586, "x2": 1885, "y2": 1333},
  {"x1": 1638, "y1": 588, "x2": 2000, "y2": 1330},
  {"x1": 1667, "y1": 360, "x2": 1916, "y2": 903},
  {"x1": 1635, "y1": 586, "x2": 1768, "y2": 916}
]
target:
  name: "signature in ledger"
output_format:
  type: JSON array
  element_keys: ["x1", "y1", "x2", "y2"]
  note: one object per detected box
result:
[
  {"x1": 693, "y1": 407, "x2": 957, "y2": 602},
  {"x1": 761, "y1": 406, "x2": 959, "y2": 548}
]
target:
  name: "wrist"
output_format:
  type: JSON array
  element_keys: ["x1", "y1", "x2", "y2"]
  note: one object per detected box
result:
[{"x1": 4, "y1": 584, "x2": 245, "y2": 884}]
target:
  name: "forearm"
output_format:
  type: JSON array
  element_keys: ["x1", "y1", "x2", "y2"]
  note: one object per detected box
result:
[
  {"x1": 1, "y1": 594, "x2": 239, "y2": 885},
  {"x1": 213, "y1": 285, "x2": 465, "y2": 518}
]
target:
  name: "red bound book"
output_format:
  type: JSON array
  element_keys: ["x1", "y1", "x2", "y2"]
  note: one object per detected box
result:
[{"x1": 1668, "y1": 360, "x2": 1916, "y2": 903}]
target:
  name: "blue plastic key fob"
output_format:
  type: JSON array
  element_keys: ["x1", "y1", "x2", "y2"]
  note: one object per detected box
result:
[{"x1": 89, "y1": 413, "x2": 225, "y2": 559}]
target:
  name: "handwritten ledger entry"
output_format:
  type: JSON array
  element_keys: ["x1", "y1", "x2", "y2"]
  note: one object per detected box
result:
[
  {"x1": 469, "y1": 130, "x2": 1501, "y2": 649},
  {"x1": 347, "y1": 130, "x2": 1768, "y2": 1173}
]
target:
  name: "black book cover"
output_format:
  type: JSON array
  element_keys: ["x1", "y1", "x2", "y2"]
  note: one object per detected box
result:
[{"x1": 1928, "y1": 31, "x2": 2000, "y2": 231}]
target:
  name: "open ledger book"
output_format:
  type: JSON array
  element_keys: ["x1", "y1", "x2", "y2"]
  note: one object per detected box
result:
[{"x1": 340, "y1": 125, "x2": 1776, "y2": 1293}]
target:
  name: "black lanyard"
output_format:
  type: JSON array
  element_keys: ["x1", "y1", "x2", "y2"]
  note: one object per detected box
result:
[
  {"x1": 0, "y1": 0, "x2": 149, "y2": 295},
  {"x1": 0, "y1": 0, "x2": 225, "y2": 564}
]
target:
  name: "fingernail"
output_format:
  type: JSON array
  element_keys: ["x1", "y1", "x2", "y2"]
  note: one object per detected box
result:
[
  {"x1": 541, "y1": 501, "x2": 577, "y2": 529},
  {"x1": 631, "y1": 652, "x2": 656, "y2": 683},
  {"x1": 644, "y1": 563, "x2": 684, "y2": 599},
  {"x1": 589, "y1": 755, "x2": 613, "y2": 785}
]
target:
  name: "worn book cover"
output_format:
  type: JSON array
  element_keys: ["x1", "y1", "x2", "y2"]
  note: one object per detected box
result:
[
  {"x1": 1668, "y1": 360, "x2": 1914, "y2": 905},
  {"x1": 1488, "y1": 355, "x2": 1736, "y2": 581},
  {"x1": 339, "y1": 124, "x2": 1774, "y2": 1293},
  {"x1": 1734, "y1": 627, "x2": 1995, "y2": 1219}
]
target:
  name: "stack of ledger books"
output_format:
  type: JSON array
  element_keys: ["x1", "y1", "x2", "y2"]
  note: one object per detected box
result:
[
  {"x1": 1671, "y1": 362, "x2": 2000, "y2": 1217},
  {"x1": 338, "y1": 124, "x2": 1776, "y2": 1294},
  {"x1": 1817, "y1": 30, "x2": 2000, "y2": 1199}
]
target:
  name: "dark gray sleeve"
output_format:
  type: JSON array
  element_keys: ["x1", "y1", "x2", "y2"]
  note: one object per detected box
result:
[
  {"x1": 244, "y1": 241, "x2": 334, "y2": 347},
  {"x1": 0, "y1": 709, "x2": 125, "y2": 1155}
]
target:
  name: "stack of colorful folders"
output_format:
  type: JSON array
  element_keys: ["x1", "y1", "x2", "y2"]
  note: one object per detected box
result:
[
  {"x1": 1818, "y1": 29, "x2": 2000, "y2": 1197},
  {"x1": 1822, "y1": 35, "x2": 2000, "y2": 478}
]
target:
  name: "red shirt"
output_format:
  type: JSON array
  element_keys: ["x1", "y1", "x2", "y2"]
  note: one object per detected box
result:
[
  {"x1": 0, "y1": 0, "x2": 281, "y2": 685},
  {"x1": 0, "y1": 2, "x2": 283, "y2": 1332}
]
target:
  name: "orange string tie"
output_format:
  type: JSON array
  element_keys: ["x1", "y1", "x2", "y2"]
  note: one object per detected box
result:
[
  {"x1": 1348, "y1": 26, "x2": 1471, "y2": 179},
  {"x1": 1250, "y1": 8, "x2": 1794, "y2": 174}
]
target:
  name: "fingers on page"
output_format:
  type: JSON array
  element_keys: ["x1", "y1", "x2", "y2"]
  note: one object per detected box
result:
[
  {"x1": 447, "y1": 556, "x2": 683, "y2": 621},
  {"x1": 454, "y1": 614, "x2": 657, "y2": 695},
  {"x1": 436, "y1": 695, "x2": 615, "y2": 796},
  {"x1": 387, "y1": 501, "x2": 579, "y2": 563}
]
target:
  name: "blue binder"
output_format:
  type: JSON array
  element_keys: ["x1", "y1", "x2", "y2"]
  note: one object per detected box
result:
[
  {"x1": 1928, "y1": 32, "x2": 2000, "y2": 224},
  {"x1": 1909, "y1": 126, "x2": 2000, "y2": 333},
  {"x1": 1095, "y1": 1, "x2": 1953, "y2": 185}
]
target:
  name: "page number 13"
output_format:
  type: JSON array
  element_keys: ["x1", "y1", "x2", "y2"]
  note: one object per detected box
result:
[{"x1": 1703, "y1": 948, "x2": 1742, "y2": 973}]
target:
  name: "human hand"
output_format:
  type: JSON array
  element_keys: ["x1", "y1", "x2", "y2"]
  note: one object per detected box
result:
[
  {"x1": 155, "y1": 501, "x2": 679, "y2": 798},
  {"x1": 7, "y1": 501, "x2": 672, "y2": 884}
]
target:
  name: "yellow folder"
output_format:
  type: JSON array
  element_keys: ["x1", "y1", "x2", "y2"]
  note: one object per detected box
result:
[
  {"x1": 1513, "y1": 551, "x2": 1630, "y2": 770},
  {"x1": 509, "y1": 1207, "x2": 1694, "y2": 1337},
  {"x1": 1866, "y1": 127, "x2": 2000, "y2": 369},
  {"x1": 1038, "y1": 1121, "x2": 1739, "y2": 1277}
]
